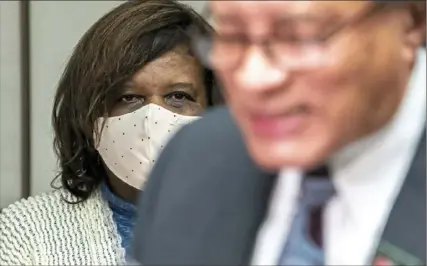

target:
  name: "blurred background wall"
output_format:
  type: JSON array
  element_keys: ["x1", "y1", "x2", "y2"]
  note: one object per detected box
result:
[
  {"x1": 0, "y1": 1, "x2": 208, "y2": 209},
  {"x1": 1, "y1": 1, "x2": 23, "y2": 209}
]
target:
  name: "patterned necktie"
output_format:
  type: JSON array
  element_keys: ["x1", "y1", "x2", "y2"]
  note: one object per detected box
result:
[{"x1": 278, "y1": 166, "x2": 335, "y2": 265}]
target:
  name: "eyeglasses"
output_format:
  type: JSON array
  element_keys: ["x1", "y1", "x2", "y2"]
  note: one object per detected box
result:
[{"x1": 189, "y1": 2, "x2": 391, "y2": 71}]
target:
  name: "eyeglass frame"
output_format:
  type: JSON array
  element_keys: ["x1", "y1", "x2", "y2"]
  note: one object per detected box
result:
[{"x1": 189, "y1": 1, "x2": 397, "y2": 70}]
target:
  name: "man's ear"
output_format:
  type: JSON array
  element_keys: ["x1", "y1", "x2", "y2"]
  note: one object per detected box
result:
[{"x1": 407, "y1": 1, "x2": 426, "y2": 47}]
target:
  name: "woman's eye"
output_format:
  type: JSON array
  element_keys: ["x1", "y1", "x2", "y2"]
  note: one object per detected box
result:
[
  {"x1": 168, "y1": 92, "x2": 194, "y2": 102},
  {"x1": 120, "y1": 95, "x2": 143, "y2": 104}
]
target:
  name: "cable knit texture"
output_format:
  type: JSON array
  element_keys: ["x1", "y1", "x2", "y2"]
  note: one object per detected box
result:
[
  {"x1": 100, "y1": 182, "x2": 136, "y2": 255},
  {"x1": 0, "y1": 188, "x2": 126, "y2": 265}
]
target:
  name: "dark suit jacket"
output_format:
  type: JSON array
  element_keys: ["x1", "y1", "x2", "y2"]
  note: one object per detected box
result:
[{"x1": 132, "y1": 107, "x2": 426, "y2": 265}]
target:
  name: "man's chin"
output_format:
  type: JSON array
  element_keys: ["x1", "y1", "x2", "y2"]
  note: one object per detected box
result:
[{"x1": 246, "y1": 140, "x2": 330, "y2": 171}]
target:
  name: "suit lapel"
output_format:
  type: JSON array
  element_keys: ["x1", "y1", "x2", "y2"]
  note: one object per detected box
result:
[
  {"x1": 186, "y1": 136, "x2": 278, "y2": 265},
  {"x1": 372, "y1": 132, "x2": 426, "y2": 265},
  {"x1": 178, "y1": 110, "x2": 278, "y2": 265}
]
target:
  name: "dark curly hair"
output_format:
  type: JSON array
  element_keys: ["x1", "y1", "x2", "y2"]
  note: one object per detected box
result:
[{"x1": 52, "y1": 0, "x2": 222, "y2": 203}]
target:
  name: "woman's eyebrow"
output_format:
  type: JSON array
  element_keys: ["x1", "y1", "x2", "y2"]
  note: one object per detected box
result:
[
  {"x1": 121, "y1": 80, "x2": 135, "y2": 89},
  {"x1": 168, "y1": 82, "x2": 195, "y2": 90},
  {"x1": 164, "y1": 82, "x2": 197, "y2": 96}
]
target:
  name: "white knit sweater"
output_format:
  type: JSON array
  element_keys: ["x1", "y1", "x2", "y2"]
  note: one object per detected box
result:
[{"x1": 0, "y1": 188, "x2": 126, "y2": 265}]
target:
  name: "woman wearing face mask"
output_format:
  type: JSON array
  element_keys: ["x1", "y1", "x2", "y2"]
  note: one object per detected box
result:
[{"x1": 0, "y1": 0, "x2": 222, "y2": 265}]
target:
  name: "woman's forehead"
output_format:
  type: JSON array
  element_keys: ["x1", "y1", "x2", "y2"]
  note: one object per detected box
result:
[{"x1": 129, "y1": 48, "x2": 202, "y2": 86}]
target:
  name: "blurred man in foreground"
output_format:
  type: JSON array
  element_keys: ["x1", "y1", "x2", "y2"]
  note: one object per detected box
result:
[{"x1": 132, "y1": 1, "x2": 426, "y2": 265}]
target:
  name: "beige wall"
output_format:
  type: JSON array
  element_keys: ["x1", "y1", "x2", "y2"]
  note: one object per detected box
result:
[{"x1": 0, "y1": 1, "x2": 23, "y2": 208}]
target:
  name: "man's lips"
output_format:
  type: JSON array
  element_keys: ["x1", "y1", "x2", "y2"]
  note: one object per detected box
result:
[{"x1": 248, "y1": 109, "x2": 309, "y2": 139}]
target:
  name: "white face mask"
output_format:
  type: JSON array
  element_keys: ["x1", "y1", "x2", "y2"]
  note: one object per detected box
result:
[{"x1": 95, "y1": 103, "x2": 200, "y2": 190}]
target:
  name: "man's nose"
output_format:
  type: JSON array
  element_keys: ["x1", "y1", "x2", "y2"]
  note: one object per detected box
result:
[{"x1": 234, "y1": 46, "x2": 289, "y2": 93}]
